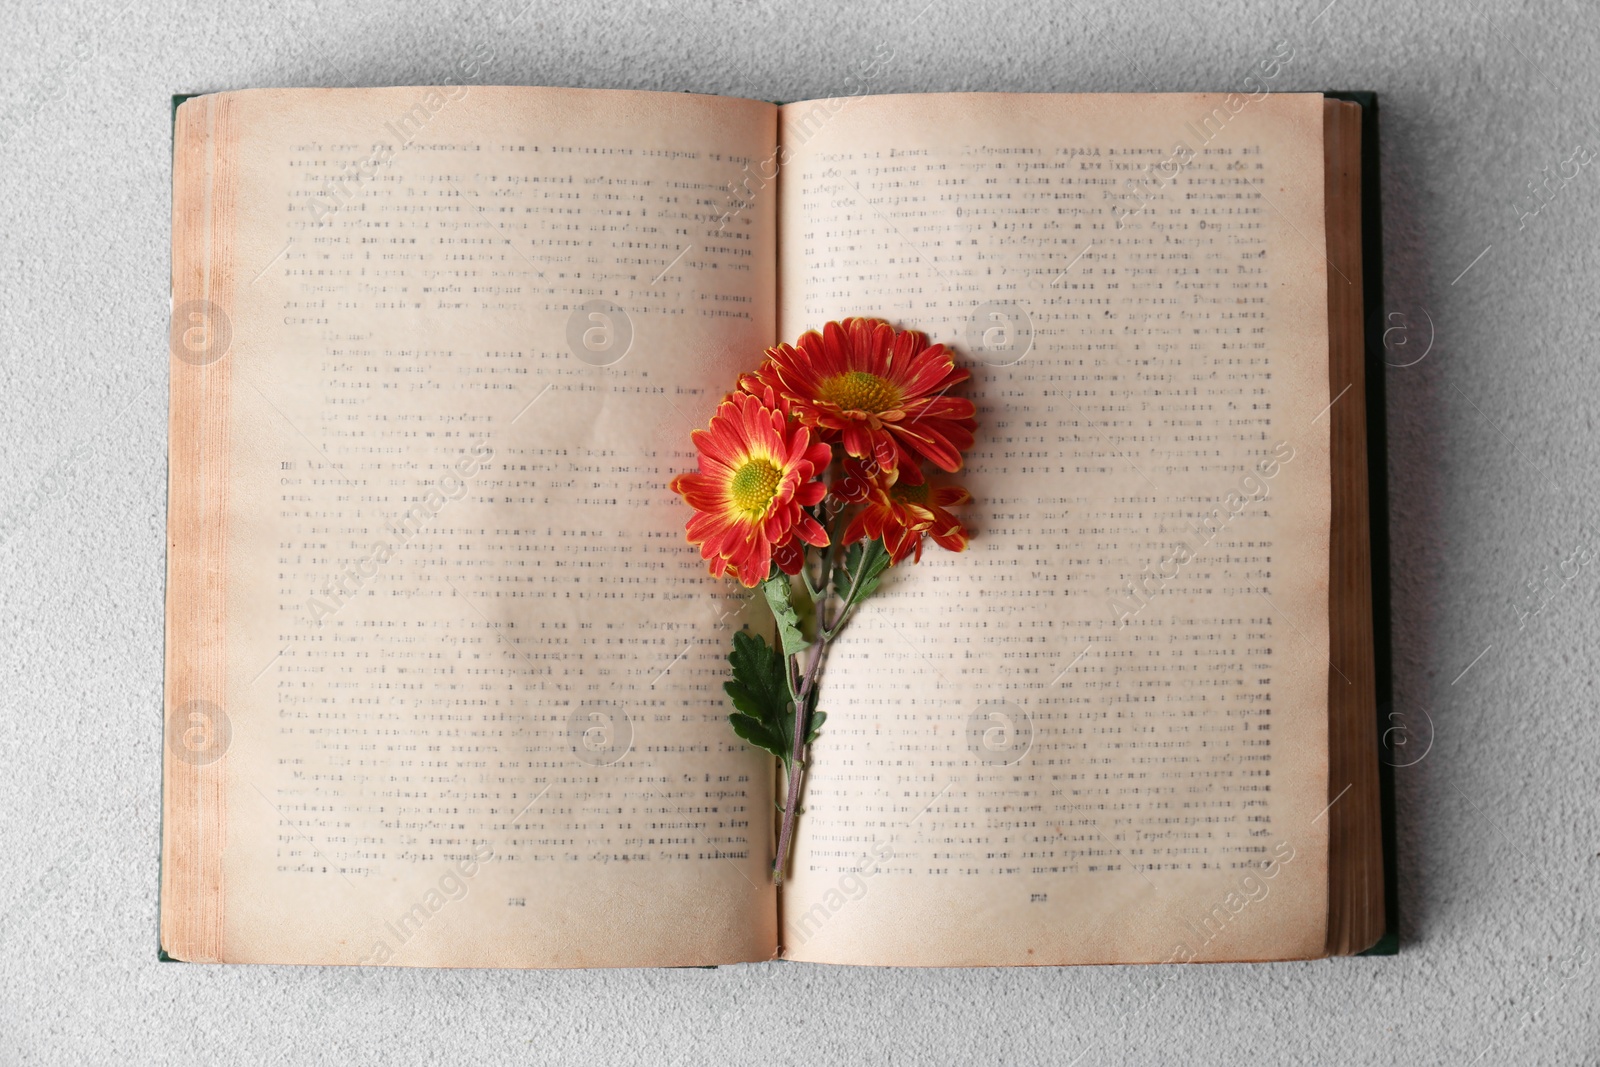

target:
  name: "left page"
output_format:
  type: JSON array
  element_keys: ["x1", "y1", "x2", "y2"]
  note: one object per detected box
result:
[{"x1": 163, "y1": 86, "x2": 780, "y2": 967}]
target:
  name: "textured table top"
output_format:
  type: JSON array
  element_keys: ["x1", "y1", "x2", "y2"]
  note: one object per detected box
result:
[{"x1": 2, "y1": 0, "x2": 1596, "y2": 1062}]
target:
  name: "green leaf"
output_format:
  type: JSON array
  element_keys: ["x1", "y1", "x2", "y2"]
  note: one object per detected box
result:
[
  {"x1": 729, "y1": 711, "x2": 784, "y2": 756},
  {"x1": 761, "y1": 574, "x2": 811, "y2": 658},
  {"x1": 723, "y1": 630, "x2": 798, "y2": 770},
  {"x1": 806, "y1": 708, "x2": 827, "y2": 746},
  {"x1": 832, "y1": 540, "x2": 893, "y2": 609},
  {"x1": 832, "y1": 542, "x2": 863, "y2": 601},
  {"x1": 852, "y1": 540, "x2": 893, "y2": 602}
]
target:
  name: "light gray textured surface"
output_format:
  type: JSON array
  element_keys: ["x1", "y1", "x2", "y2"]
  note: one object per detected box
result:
[{"x1": 1, "y1": 0, "x2": 1597, "y2": 1062}]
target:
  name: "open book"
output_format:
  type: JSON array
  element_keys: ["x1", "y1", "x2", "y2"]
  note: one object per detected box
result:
[{"x1": 163, "y1": 86, "x2": 1388, "y2": 967}]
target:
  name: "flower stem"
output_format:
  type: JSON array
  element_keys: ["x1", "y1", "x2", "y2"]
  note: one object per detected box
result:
[
  {"x1": 772, "y1": 533, "x2": 869, "y2": 885},
  {"x1": 773, "y1": 624, "x2": 831, "y2": 884}
]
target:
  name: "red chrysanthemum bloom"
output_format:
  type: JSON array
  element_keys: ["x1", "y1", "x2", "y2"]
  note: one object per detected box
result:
[
  {"x1": 749, "y1": 318, "x2": 976, "y2": 485},
  {"x1": 842, "y1": 464, "x2": 972, "y2": 564},
  {"x1": 670, "y1": 391, "x2": 831, "y2": 586},
  {"x1": 771, "y1": 535, "x2": 807, "y2": 576}
]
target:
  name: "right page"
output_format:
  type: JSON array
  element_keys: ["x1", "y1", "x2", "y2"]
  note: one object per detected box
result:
[{"x1": 778, "y1": 92, "x2": 1334, "y2": 965}]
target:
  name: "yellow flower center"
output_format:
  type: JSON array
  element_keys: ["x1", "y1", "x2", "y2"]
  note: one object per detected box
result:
[
  {"x1": 730, "y1": 458, "x2": 784, "y2": 514},
  {"x1": 818, "y1": 370, "x2": 902, "y2": 414},
  {"x1": 892, "y1": 482, "x2": 931, "y2": 507}
]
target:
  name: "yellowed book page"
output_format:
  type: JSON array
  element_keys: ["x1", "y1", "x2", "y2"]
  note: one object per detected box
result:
[
  {"x1": 162, "y1": 86, "x2": 780, "y2": 967},
  {"x1": 777, "y1": 92, "x2": 1332, "y2": 965}
]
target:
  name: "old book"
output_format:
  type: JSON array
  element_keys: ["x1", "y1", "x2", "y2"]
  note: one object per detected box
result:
[{"x1": 163, "y1": 85, "x2": 1388, "y2": 967}]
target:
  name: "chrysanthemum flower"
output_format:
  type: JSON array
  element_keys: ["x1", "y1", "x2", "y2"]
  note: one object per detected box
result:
[
  {"x1": 843, "y1": 467, "x2": 972, "y2": 564},
  {"x1": 670, "y1": 391, "x2": 831, "y2": 586},
  {"x1": 749, "y1": 318, "x2": 976, "y2": 485},
  {"x1": 771, "y1": 535, "x2": 807, "y2": 576}
]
